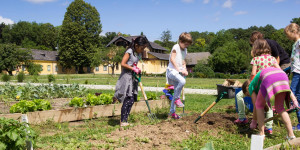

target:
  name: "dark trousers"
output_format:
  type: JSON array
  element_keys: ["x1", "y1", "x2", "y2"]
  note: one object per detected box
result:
[{"x1": 121, "y1": 95, "x2": 136, "y2": 122}]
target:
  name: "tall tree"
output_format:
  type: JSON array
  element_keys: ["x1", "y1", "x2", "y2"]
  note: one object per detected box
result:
[
  {"x1": 59, "y1": 0, "x2": 102, "y2": 73},
  {"x1": 0, "y1": 44, "x2": 32, "y2": 75},
  {"x1": 291, "y1": 17, "x2": 300, "y2": 26}
]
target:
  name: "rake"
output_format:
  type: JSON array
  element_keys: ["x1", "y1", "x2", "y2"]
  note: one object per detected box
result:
[
  {"x1": 180, "y1": 87, "x2": 188, "y2": 117},
  {"x1": 194, "y1": 92, "x2": 227, "y2": 123},
  {"x1": 264, "y1": 107, "x2": 299, "y2": 123},
  {"x1": 134, "y1": 73, "x2": 157, "y2": 121}
]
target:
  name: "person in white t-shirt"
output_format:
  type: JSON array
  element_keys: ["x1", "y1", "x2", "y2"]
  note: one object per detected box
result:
[{"x1": 166, "y1": 32, "x2": 192, "y2": 119}]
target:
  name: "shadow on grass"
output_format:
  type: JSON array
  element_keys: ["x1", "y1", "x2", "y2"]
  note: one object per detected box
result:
[{"x1": 107, "y1": 116, "x2": 120, "y2": 127}]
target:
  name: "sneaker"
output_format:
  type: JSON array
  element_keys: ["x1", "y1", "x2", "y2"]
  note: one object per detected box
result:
[
  {"x1": 250, "y1": 120, "x2": 257, "y2": 129},
  {"x1": 171, "y1": 113, "x2": 181, "y2": 119},
  {"x1": 120, "y1": 122, "x2": 129, "y2": 127},
  {"x1": 292, "y1": 123, "x2": 300, "y2": 131},
  {"x1": 174, "y1": 99, "x2": 184, "y2": 107},
  {"x1": 286, "y1": 136, "x2": 296, "y2": 140},
  {"x1": 264, "y1": 128, "x2": 273, "y2": 134},
  {"x1": 234, "y1": 118, "x2": 248, "y2": 124}
]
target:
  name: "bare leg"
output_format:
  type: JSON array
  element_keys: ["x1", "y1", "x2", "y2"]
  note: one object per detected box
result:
[
  {"x1": 279, "y1": 111, "x2": 295, "y2": 137},
  {"x1": 256, "y1": 108, "x2": 265, "y2": 136}
]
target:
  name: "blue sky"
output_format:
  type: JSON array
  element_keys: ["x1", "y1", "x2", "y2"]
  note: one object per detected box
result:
[{"x1": 0, "y1": 0, "x2": 300, "y2": 41}]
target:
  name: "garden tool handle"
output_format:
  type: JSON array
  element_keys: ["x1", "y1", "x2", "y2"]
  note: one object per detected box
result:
[
  {"x1": 139, "y1": 82, "x2": 152, "y2": 114},
  {"x1": 264, "y1": 108, "x2": 299, "y2": 123}
]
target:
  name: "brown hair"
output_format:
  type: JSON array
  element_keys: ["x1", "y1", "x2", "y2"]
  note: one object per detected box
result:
[
  {"x1": 179, "y1": 32, "x2": 193, "y2": 44},
  {"x1": 251, "y1": 39, "x2": 271, "y2": 57},
  {"x1": 284, "y1": 23, "x2": 300, "y2": 38},
  {"x1": 242, "y1": 80, "x2": 250, "y2": 95},
  {"x1": 250, "y1": 31, "x2": 264, "y2": 44}
]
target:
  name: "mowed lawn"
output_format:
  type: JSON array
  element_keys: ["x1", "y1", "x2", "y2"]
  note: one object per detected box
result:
[{"x1": 3, "y1": 74, "x2": 248, "y2": 89}]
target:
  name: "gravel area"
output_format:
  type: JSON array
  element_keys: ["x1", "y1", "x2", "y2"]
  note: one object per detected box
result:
[{"x1": 0, "y1": 82, "x2": 217, "y2": 95}]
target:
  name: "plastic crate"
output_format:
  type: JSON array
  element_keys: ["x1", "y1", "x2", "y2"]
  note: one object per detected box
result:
[
  {"x1": 235, "y1": 88, "x2": 253, "y2": 112},
  {"x1": 216, "y1": 84, "x2": 238, "y2": 99}
]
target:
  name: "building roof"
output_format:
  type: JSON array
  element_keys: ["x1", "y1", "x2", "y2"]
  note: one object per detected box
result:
[
  {"x1": 31, "y1": 49, "x2": 58, "y2": 61},
  {"x1": 148, "y1": 52, "x2": 169, "y2": 60},
  {"x1": 185, "y1": 52, "x2": 211, "y2": 65},
  {"x1": 106, "y1": 35, "x2": 168, "y2": 51}
]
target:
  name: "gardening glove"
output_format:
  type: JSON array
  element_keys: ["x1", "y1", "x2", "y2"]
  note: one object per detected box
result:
[{"x1": 133, "y1": 66, "x2": 141, "y2": 74}]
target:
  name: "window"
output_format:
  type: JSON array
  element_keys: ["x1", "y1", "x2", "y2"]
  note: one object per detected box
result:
[
  {"x1": 103, "y1": 65, "x2": 107, "y2": 71},
  {"x1": 22, "y1": 65, "x2": 26, "y2": 71},
  {"x1": 55, "y1": 65, "x2": 58, "y2": 72},
  {"x1": 116, "y1": 63, "x2": 119, "y2": 70},
  {"x1": 95, "y1": 67, "x2": 99, "y2": 71},
  {"x1": 40, "y1": 65, "x2": 43, "y2": 71},
  {"x1": 47, "y1": 65, "x2": 51, "y2": 71}
]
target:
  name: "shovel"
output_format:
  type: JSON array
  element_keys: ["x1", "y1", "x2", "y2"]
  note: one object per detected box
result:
[
  {"x1": 264, "y1": 107, "x2": 299, "y2": 123},
  {"x1": 180, "y1": 87, "x2": 187, "y2": 117},
  {"x1": 134, "y1": 73, "x2": 157, "y2": 121},
  {"x1": 194, "y1": 92, "x2": 227, "y2": 123}
]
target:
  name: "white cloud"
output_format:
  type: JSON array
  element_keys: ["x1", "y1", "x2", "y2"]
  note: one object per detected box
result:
[
  {"x1": 0, "y1": 16, "x2": 14, "y2": 25},
  {"x1": 274, "y1": 0, "x2": 285, "y2": 3},
  {"x1": 25, "y1": 0, "x2": 56, "y2": 4},
  {"x1": 222, "y1": 0, "x2": 233, "y2": 9},
  {"x1": 203, "y1": 0, "x2": 210, "y2": 4},
  {"x1": 234, "y1": 11, "x2": 247, "y2": 15},
  {"x1": 181, "y1": 0, "x2": 194, "y2": 3}
]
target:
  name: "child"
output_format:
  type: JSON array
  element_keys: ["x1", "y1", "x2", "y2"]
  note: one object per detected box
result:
[
  {"x1": 234, "y1": 82, "x2": 249, "y2": 124},
  {"x1": 166, "y1": 32, "x2": 192, "y2": 119},
  {"x1": 284, "y1": 23, "x2": 300, "y2": 131},
  {"x1": 113, "y1": 36, "x2": 148, "y2": 127},
  {"x1": 249, "y1": 39, "x2": 281, "y2": 131},
  {"x1": 244, "y1": 67, "x2": 299, "y2": 139}
]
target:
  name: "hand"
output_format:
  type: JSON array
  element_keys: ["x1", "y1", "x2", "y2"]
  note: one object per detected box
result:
[
  {"x1": 182, "y1": 70, "x2": 188, "y2": 76},
  {"x1": 132, "y1": 66, "x2": 141, "y2": 74},
  {"x1": 291, "y1": 99, "x2": 300, "y2": 109}
]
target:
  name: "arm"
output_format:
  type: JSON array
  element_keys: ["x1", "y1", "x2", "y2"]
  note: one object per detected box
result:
[
  {"x1": 170, "y1": 50, "x2": 181, "y2": 72},
  {"x1": 182, "y1": 59, "x2": 188, "y2": 76},
  {"x1": 121, "y1": 53, "x2": 134, "y2": 71},
  {"x1": 250, "y1": 65, "x2": 257, "y2": 81},
  {"x1": 276, "y1": 56, "x2": 280, "y2": 65},
  {"x1": 273, "y1": 62, "x2": 281, "y2": 69}
]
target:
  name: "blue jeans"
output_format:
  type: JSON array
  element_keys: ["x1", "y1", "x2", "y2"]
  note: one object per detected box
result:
[
  {"x1": 166, "y1": 69, "x2": 186, "y2": 114},
  {"x1": 291, "y1": 72, "x2": 300, "y2": 124}
]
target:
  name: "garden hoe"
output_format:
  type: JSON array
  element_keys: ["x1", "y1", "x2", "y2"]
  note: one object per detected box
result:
[
  {"x1": 180, "y1": 87, "x2": 187, "y2": 117},
  {"x1": 264, "y1": 107, "x2": 299, "y2": 123},
  {"x1": 194, "y1": 92, "x2": 227, "y2": 123},
  {"x1": 134, "y1": 73, "x2": 157, "y2": 122}
]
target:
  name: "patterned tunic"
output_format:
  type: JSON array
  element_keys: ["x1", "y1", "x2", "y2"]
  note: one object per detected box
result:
[
  {"x1": 291, "y1": 39, "x2": 300, "y2": 74},
  {"x1": 259, "y1": 67, "x2": 291, "y2": 108},
  {"x1": 250, "y1": 54, "x2": 277, "y2": 73}
]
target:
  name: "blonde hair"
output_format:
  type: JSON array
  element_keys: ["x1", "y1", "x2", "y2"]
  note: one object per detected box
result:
[
  {"x1": 179, "y1": 32, "x2": 192, "y2": 44},
  {"x1": 284, "y1": 23, "x2": 300, "y2": 38},
  {"x1": 250, "y1": 31, "x2": 264, "y2": 44},
  {"x1": 251, "y1": 39, "x2": 271, "y2": 57}
]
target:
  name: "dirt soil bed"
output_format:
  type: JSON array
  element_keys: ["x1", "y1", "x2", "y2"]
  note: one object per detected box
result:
[{"x1": 99, "y1": 113, "x2": 246, "y2": 150}]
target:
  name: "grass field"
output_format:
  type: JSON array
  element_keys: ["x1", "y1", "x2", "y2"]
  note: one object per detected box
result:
[
  {"x1": 2, "y1": 74, "x2": 247, "y2": 89},
  {"x1": 30, "y1": 89, "x2": 300, "y2": 149}
]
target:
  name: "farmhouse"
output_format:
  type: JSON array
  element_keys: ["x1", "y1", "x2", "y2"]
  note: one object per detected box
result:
[{"x1": 9, "y1": 35, "x2": 211, "y2": 75}]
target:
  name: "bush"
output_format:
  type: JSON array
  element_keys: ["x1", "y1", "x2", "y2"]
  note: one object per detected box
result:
[
  {"x1": 27, "y1": 63, "x2": 42, "y2": 75},
  {"x1": 1, "y1": 73, "x2": 10, "y2": 82},
  {"x1": 32, "y1": 75, "x2": 39, "y2": 83},
  {"x1": 48, "y1": 74, "x2": 55, "y2": 83},
  {"x1": 17, "y1": 71, "x2": 25, "y2": 82},
  {"x1": 69, "y1": 97, "x2": 84, "y2": 107},
  {"x1": 0, "y1": 118, "x2": 37, "y2": 150}
]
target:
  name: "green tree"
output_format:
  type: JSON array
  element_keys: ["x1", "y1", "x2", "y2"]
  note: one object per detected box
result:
[
  {"x1": 160, "y1": 30, "x2": 174, "y2": 50},
  {"x1": 270, "y1": 29, "x2": 294, "y2": 55},
  {"x1": 100, "y1": 32, "x2": 117, "y2": 46},
  {"x1": 58, "y1": 0, "x2": 102, "y2": 73},
  {"x1": 291, "y1": 17, "x2": 300, "y2": 26},
  {"x1": 208, "y1": 30, "x2": 234, "y2": 54},
  {"x1": 208, "y1": 41, "x2": 248, "y2": 74},
  {"x1": 0, "y1": 44, "x2": 32, "y2": 75}
]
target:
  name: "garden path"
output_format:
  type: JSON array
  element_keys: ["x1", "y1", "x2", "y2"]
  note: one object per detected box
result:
[{"x1": 0, "y1": 82, "x2": 217, "y2": 95}]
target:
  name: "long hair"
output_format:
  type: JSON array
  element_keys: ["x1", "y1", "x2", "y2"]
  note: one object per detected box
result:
[
  {"x1": 128, "y1": 36, "x2": 149, "y2": 51},
  {"x1": 251, "y1": 39, "x2": 271, "y2": 57},
  {"x1": 250, "y1": 31, "x2": 264, "y2": 44}
]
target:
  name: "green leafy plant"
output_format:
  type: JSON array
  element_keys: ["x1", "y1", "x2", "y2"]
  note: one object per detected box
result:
[
  {"x1": 1, "y1": 73, "x2": 10, "y2": 82},
  {"x1": 47, "y1": 74, "x2": 55, "y2": 83},
  {"x1": 10, "y1": 100, "x2": 37, "y2": 113},
  {"x1": 86, "y1": 93, "x2": 103, "y2": 106},
  {"x1": 0, "y1": 118, "x2": 37, "y2": 150},
  {"x1": 146, "y1": 92, "x2": 157, "y2": 100},
  {"x1": 99, "y1": 93, "x2": 113, "y2": 104},
  {"x1": 17, "y1": 71, "x2": 25, "y2": 82},
  {"x1": 69, "y1": 97, "x2": 84, "y2": 107},
  {"x1": 33, "y1": 99, "x2": 51, "y2": 111}
]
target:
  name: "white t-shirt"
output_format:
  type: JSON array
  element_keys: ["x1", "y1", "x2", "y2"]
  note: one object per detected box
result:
[
  {"x1": 291, "y1": 39, "x2": 300, "y2": 74},
  {"x1": 167, "y1": 43, "x2": 187, "y2": 71}
]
